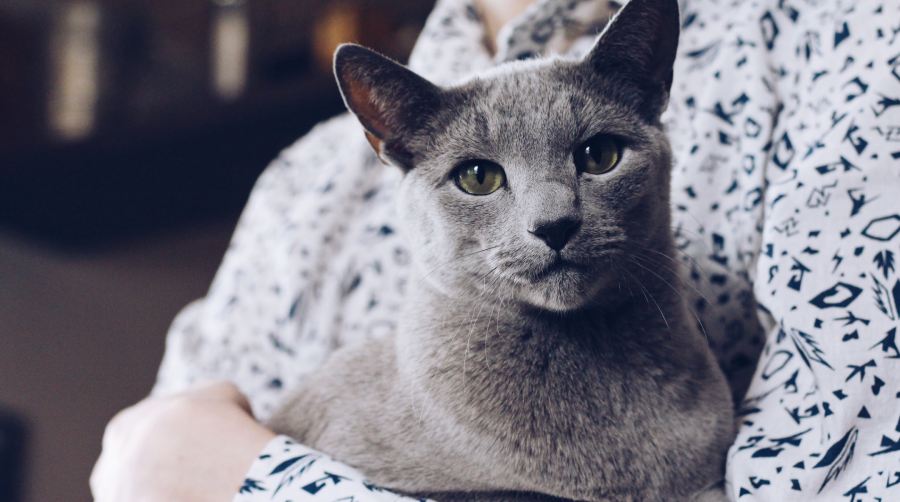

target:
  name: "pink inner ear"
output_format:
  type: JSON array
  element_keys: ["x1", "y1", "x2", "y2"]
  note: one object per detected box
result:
[
  {"x1": 364, "y1": 130, "x2": 386, "y2": 157},
  {"x1": 345, "y1": 77, "x2": 390, "y2": 140}
]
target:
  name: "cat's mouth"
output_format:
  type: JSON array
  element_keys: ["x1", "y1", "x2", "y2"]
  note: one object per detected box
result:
[
  {"x1": 512, "y1": 254, "x2": 608, "y2": 312},
  {"x1": 532, "y1": 255, "x2": 583, "y2": 280}
]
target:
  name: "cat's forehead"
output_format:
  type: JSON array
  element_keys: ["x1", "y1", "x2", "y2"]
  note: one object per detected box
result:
[
  {"x1": 462, "y1": 59, "x2": 583, "y2": 107},
  {"x1": 430, "y1": 60, "x2": 636, "y2": 157}
]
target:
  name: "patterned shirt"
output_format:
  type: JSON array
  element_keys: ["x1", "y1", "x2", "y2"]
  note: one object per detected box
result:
[{"x1": 152, "y1": 0, "x2": 900, "y2": 500}]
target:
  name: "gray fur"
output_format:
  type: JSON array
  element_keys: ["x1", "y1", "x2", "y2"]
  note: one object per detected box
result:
[{"x1": 269, "y1": 0, "x2": 734, "y2": 500}]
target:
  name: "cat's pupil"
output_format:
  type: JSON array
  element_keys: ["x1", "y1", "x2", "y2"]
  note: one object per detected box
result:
[
  {"x1": 574, "y1": 135, "x2": 620, "y2": 175},
  {"x1": 452, "y1": 160, "x2": 505, "y2": 195},
  {"x1": 474, "y1": 165, "x2": 486, "y2": 184}
]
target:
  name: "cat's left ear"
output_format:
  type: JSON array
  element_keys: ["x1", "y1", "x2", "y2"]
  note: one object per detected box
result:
[
  {"x1": 334, "y1": 44, "x2": 442, "y2": 169},
  {"x1": 582, "y1": 0, "x2": 680, "y2": 121}
]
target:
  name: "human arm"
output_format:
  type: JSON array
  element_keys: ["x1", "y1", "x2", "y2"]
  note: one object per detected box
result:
[
  {"x1": 90, "y1": 382, "x2": 275, "y2": 502},
  {"x1": 91, "y1": 381, "x2": 428, "y2": 502},
  {"x1": 473, "y1": 0, "x2": 534, "y2": 45}
]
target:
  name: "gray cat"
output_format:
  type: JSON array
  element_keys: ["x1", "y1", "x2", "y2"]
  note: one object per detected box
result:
[{"x1": 268, "y1": 0, "x2": 735, "y2": 500}]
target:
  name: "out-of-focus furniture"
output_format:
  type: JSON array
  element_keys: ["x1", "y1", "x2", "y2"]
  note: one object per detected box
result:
[
  {"x1": 0, "y1": 0, "x2": 434, "y2": 246},
  {"x1": 0, "y1": 407, "x2": 25, "y2": 502}
]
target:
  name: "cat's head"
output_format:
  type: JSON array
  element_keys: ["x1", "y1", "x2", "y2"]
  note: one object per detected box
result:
[{"x1": 335, "y1": 0, "x2": 680, "y2": 312}]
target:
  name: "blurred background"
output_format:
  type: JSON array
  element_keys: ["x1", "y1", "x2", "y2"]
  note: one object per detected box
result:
[{"x1": 0, "y1": 1, "x2": 434, "y2": 500}]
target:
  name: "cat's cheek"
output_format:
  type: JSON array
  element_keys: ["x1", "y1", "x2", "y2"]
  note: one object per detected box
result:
[{"x1": 435, "y1": 189, "x2": 510, "y2": 231}]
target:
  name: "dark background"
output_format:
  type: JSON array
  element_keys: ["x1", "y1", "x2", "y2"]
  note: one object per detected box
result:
[{"x1": 0, "y1": 1, "x2": 432, "y2": 500}]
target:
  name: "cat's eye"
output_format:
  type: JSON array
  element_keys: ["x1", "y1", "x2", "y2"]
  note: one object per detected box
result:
[
  {"x1": 574, "y1": 135, "x2": 622, "y2": 175},
  {"x1": 453, "y1": 160, "x2": 506, "y2": 196}
]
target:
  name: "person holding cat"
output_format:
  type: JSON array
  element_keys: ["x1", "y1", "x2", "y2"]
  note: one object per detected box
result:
[{"x1": 91, "y1": 0, "x2": 900, "y2": 501}]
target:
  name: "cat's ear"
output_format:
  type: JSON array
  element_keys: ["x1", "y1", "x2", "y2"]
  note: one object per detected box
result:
[
  {"x1": 334, "y1": 44, "x2": 442, "y2": 169},
  {"x1": 583, "y1": 0, "x2": 680, "y2": 120}
]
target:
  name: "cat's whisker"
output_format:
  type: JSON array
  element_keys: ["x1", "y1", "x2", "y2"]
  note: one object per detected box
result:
[
  {"x1": 626, "y1": 257, "x2": 710, "y2": 343},
  {"x1": 415, "y1": 318, "x2": 497, "y2": 329},
  {"x1": 633, "y1": 244, "x2": 704, "y2": 277},
  {"x1": 670, "y1": 216, "x2": 714, "y2": 247},
  {"x1": 477, "y1": 264, "x2": 502, "y2": 286},
  {"x1": 581, "y1": 258, "x2": 628, "y2": 312},
  {"x1": 487, "y1": 276, "x2": 510, "y2": 373},
  {"x1": 485, "y1": 285, "x2": 504, "y2": 372},
  {"x1": 467, "y1": 273, "x2": 509, "y2": 431},
  {"x1": 421, "y1": 244, "x2": 503, "y2": 280},
  {"x1": 458, "y1": 243, "x2": 504, "y2": 264},
  {"x1": 614, "y1": 261, "x2": 649, "y2": 306},
  {"x1": 612, "y1": 261, "x2": 638, "y2": 304},
  {"x1": 629, "y1": 249, "x2": 713, "y2": 307},
  {"x1": 461, "y1": 267, "x2": 502, "y2": 338},
  {"x1": 669, "y1": 226, "x2": 716, "y2": 252},
  {"x1": 668, "y1": 246, "x2": 718, "y2": 279},
  {"x1": 462, "y1": 269, "x2": 505, "y2": 388},
  {"x1": 624, "y1": 265, "x2": 669, "y2": 330},
  {"x1": 627, "y1": 253, "x2": 706, "y2": 307}
]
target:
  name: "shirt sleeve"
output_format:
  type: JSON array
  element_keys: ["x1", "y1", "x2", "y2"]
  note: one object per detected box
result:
[
  {"x1": 150, "y1": 112, "x2": 379, "y2": 417},
  {"x1": 234, "y1": 436, "x2": 430, "y2": 502},
  {"x1": 696, "y1": 2, "x2": 900, "y2": 500}
]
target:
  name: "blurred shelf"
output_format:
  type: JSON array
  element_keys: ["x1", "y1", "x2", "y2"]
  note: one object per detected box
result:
[
  {"x1": 0, "y1": 79, "x2": 345, "y2": 249},
  {"x1": 0, "y1": 407, "x2": 25, "y2": 502},
  {"x1": 0, "y1": 0, "x2": 433, "y2": 248}
]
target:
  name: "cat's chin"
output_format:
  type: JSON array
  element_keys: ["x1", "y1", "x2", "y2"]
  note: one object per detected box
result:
[
  {"x1": 519, "y1": 269, "x2": 612, "y2": 313},
  {"x1": 524, "y1": 291, "x2": 596, "y2": 313},
  {"x1": 526, "y1": 293, "x2": 589, "y2": 313}
]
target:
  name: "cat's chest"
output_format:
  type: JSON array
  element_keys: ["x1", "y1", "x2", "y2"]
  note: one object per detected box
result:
[
  {"x1": 421, "y1": 314, "x2": 688, "y2": 425},
  {"x1": 414, "y1": 324, "x2": 704, "y2": 498}
]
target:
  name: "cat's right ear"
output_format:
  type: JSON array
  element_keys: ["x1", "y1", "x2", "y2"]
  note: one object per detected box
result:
[
  {"x1": 334, "y1": 44, "x2": 442, "y2": 170},
  {"x1": 582, "y1": 0, "x2": 680, "y2": 122}
]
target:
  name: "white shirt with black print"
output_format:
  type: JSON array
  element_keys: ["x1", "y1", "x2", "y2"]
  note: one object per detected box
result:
[{"x1": 152, "y1": 0, "x2": 900, "y2": 500}]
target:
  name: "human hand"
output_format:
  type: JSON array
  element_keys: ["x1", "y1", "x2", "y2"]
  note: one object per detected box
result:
[
  {"x1": 474, "y1": 0, "x2": 535, "y2": 45},
  {"x1": 91, "y1": 381, "x2": 276, "y2": 502}
]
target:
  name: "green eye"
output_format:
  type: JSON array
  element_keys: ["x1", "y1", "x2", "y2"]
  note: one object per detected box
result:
[
  {"x1": 453, "y1": 160, "x2": 506, "y2": 195},
  {"x1": 574, "y1": 135, "x2": 622, "y2": 175}
]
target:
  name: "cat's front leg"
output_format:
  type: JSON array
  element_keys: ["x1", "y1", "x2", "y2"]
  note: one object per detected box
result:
[{"x1": 421, "y1": 491, "x2": 573, "y2": 502}]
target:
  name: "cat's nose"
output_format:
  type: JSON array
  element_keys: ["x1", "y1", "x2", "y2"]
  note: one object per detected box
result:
[{"x1": 528, "y1": 217, "x2": 581, "y2": 251}]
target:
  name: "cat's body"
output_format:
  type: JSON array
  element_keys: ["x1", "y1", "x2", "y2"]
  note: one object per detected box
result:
[
  {"x1": 269, "y1": 1, "x2": 735, "y2": 500},
  {"x1": 271, "y1": 275, "x2": 732, "y2": 501}
]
